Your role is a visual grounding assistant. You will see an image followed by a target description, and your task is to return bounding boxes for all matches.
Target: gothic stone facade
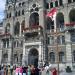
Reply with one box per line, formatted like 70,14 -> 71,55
0,0 -> 75,70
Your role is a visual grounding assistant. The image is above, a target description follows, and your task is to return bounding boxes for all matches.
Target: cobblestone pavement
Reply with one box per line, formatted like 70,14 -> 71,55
59,72 -> 75,75
41,71 -> 75,75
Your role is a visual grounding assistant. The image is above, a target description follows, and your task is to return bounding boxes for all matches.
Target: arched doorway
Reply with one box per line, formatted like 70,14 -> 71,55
28,48 -> 38,67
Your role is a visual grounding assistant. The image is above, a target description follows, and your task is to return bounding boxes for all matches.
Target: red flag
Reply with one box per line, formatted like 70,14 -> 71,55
47,8 -> 57,20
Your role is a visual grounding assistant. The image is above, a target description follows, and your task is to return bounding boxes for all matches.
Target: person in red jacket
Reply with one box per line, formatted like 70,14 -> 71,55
51,68 -> 57,75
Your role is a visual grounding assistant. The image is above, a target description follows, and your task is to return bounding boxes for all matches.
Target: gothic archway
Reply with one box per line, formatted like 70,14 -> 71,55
28,48 -> 38,67
29,13 -> 39,27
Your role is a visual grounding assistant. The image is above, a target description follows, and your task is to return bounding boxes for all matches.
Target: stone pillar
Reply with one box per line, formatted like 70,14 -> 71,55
25,9 -> 30,28
8,40 -> 13,65
20,24 -> 21,36
22,43 -> 28,66
65,31 -> 72,68
0,40 -> 3,65
38,43 -> 43,67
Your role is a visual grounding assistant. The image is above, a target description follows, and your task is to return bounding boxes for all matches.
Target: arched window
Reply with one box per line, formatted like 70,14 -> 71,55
21,20 -> 25,33
14,22 -> 20,35
73,50 -> 75,62
18,10 -> 20,16
59,52 -> 64,62
50,2 -> 53,8
29,13 -> 39,27
5,23 -> 10,33
22,2 -> 25,6
19,3 -> 21,7
56,12 -> 64,30
3,54 -> 8,63
69,9 -> 75,22
68,0 -> 72,3
49,52 -> 55,63
14,54 -> 18,63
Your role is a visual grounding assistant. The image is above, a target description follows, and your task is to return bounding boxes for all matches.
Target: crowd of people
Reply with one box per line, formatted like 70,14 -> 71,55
0,64 -> 57,75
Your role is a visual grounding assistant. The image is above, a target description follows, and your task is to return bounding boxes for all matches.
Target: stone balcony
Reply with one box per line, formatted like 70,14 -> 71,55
65,22 -> 75,32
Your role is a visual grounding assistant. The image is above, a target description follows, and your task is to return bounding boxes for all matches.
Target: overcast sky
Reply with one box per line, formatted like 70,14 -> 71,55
0,0 -> 6,21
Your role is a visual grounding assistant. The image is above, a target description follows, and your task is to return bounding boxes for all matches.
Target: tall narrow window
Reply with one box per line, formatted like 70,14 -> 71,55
14,54 -> 18,63
15,11 -> 17,17
20,54 -> 22,65
18,11 -> 20,16
59,0 -> 63,6
73,0 -> 75,2
47,37 -> 50,44
59,52 -> 64,62
57,36 -> 61,44
55,1 -> 58,7
50,36 -> 54,45
3,54 -> 8,63
71,33 -> 75,42
22,9 -> 24,15
50,2 -> 53,8
45,2 -> 49,9
68,0 -> 72,3
73,51 -> 75,62
49,52 -> 55,63
7,39 -> 9,48
3,39 -> 6,48
14,22 -> 20,35
61,36 -> 65,44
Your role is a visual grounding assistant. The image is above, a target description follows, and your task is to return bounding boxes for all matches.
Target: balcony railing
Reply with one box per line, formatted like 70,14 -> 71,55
23,25 -> 43,33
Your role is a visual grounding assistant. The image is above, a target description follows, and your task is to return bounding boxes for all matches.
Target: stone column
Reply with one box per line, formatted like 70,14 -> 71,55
65,31 -> 72,68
